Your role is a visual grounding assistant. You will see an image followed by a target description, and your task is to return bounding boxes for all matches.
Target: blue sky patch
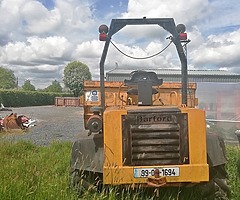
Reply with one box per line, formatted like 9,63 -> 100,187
203,25 -> 240,37
37,0 -> 55,10
93,0 -> 128,18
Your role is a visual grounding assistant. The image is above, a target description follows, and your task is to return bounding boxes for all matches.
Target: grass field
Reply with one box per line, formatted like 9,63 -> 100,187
0,140 -> 239,200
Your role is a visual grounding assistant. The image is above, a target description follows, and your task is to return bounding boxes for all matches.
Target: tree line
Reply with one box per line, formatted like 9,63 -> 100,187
0,61 -> 92,97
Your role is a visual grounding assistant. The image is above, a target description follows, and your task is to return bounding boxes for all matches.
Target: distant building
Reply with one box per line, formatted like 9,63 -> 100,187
106,68 -> 240,83
106,68 -> 240,129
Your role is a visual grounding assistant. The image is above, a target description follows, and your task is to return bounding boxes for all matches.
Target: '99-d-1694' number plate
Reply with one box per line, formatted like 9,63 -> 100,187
134,167 -> 180,178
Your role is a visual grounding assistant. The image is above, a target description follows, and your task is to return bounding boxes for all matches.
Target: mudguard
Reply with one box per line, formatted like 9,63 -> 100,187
70,134 -> 104,173
206,133 -> 227,167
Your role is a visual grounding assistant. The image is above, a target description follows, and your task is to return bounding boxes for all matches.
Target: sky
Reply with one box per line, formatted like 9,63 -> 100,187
0,0 -> 240,89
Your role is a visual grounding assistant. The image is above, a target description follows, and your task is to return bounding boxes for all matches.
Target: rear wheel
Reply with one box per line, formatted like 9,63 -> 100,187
70,169 -> 102,196
199,165 -> 230,200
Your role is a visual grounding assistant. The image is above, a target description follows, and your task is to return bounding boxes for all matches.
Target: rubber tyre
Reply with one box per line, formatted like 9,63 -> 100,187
199,173 -> 230,200
70,169 -> 102,196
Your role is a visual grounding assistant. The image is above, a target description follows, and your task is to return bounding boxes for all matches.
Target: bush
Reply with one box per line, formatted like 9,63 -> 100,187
0,90 -> 72,107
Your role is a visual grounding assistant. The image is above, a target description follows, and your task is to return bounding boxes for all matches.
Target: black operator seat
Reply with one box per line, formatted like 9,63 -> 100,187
124,71 -> 163,95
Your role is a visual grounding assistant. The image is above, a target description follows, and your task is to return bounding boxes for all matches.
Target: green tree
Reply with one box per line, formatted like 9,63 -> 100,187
22,80 -> 35,91
0,66 -> 17,89
63,61 -> 91,96
44,80 -> 63,93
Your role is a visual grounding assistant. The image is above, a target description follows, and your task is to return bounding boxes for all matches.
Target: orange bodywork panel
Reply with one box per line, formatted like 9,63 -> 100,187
81,80 -> 209,186
102,107 -> 208,185
83,80 -> 197,129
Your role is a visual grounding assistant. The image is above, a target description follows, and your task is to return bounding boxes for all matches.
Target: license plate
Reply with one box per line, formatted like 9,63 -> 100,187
134,167 -> 180,178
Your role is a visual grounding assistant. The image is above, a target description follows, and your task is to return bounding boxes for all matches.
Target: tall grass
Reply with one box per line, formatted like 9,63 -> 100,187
0,140 -> 78,200
0,140 -> 239,200
226,145 -> 240,200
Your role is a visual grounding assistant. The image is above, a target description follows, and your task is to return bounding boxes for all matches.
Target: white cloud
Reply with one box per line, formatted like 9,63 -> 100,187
55,0 -> 95,31
0,0 -> 240,88
0,0 -> 27,36
0,0 -> 98,88
190,29 -> 240,69
199,0 -> 240,33
122,0 -> 209,25
15,64 -> 65,89
1,36 -> 72,64
21,1 -> 61,34
74,40 -> 103,59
